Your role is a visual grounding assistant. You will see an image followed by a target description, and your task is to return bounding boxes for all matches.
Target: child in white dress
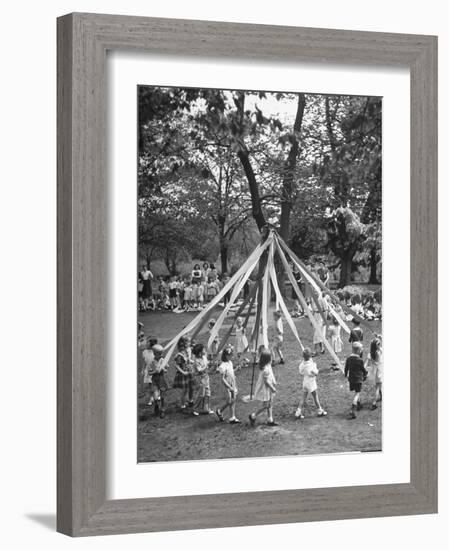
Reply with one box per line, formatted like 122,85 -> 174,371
207,318 -> 220,368
366,336 -> 383,409
328,317 -> 343,370
215,347 -> 240,424
234,316 -> 248,368
273,310 -> 285,364
141,337 -> 157,407
249,349 -> 278,426
295,347 -> 327,419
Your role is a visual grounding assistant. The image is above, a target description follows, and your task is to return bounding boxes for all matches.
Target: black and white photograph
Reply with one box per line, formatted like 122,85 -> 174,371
137,85 -> 382,462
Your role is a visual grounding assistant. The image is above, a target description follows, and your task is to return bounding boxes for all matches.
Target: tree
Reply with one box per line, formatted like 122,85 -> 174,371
325,207 -> 367,287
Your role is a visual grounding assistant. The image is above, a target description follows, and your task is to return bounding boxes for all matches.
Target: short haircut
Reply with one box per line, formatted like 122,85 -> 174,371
192,342 -> 205,357
302,347 -> 312,360
352,341 -> 363,354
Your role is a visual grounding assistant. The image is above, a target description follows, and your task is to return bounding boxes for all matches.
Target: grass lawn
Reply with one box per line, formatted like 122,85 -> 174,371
137,306 -> 382,462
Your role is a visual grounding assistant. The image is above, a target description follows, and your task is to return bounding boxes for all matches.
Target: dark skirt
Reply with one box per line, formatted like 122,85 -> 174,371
142,279 -> 152,298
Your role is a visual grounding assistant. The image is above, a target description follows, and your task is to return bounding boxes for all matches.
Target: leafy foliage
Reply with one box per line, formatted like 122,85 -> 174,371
138,86 -> 382,286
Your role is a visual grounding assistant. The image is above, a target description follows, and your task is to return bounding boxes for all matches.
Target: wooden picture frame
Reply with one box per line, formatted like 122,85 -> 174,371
57,12 -> 438,536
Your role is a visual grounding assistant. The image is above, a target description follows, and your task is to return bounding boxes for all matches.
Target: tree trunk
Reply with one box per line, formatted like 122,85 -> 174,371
234,91 -> 266,233
220,242 -> 228,274
339,253 -> 353,288
278,94 -> 306,298
279,93 -> 306,242
368,247 -> 379,284
237,149 -> 266,232
145,249 -> 152,269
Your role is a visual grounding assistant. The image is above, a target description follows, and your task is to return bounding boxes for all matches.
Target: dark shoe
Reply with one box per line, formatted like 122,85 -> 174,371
249,414 -> 256,427
279,359 -> 285,365
215,409 -> 224,422
371,403 -> 378,410
267,420 -> 279,426
357,401 -> 363,411
159,411 -> 165,418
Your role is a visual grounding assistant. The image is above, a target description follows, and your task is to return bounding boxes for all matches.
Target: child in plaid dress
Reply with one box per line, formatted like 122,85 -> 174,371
192,343 -> 213,414
172,336 -> 198,416
149,344 -> 168,418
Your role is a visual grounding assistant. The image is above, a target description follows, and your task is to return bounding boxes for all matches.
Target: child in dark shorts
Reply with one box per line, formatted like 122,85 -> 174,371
349,319 -> 364,343
344,341 -> 368,419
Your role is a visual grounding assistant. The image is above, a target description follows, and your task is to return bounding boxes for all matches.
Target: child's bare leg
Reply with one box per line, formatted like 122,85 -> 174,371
295,390 -> 308,417
204,396 -> 211,412
278,347 -> 284,363
218,394 -> 231,415
350,391 -> 361,418
312,391 -> 327,415
253,403 -> 269,418
267,402 -> 273,422
180,388 -> 188,407
230,398 -> 237,419
372,384 -> 382,409
249,401 -> 269,425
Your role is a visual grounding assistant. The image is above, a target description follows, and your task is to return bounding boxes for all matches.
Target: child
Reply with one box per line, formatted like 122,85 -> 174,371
183,279 -> 192,311
312,294 -> 328,355
207,318 -> 220,368
191,281 -> 199,309
192,343 -> 213,414
215,346 -> 240,424
172,336 -> 198,416
328,317 -> 343,370
207,280 -> 218,303
249,349 -> 278,427
349,318 -> 364,343
295,347 -> 327,419
137,322 -> 146,351
312,314 -> 324,356
150,344 -> 168,418
366,336 -> 383,409
344,341 -> 368,419
168,276 -> 178,310
272,310 -> 285,365
197,282 -> 205,309
234,316 -> 249,368
141,337 -> 158,406
292,298 -> 303,318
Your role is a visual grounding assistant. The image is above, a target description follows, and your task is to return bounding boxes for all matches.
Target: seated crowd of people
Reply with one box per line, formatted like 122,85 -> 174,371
138,261 -> 237,313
